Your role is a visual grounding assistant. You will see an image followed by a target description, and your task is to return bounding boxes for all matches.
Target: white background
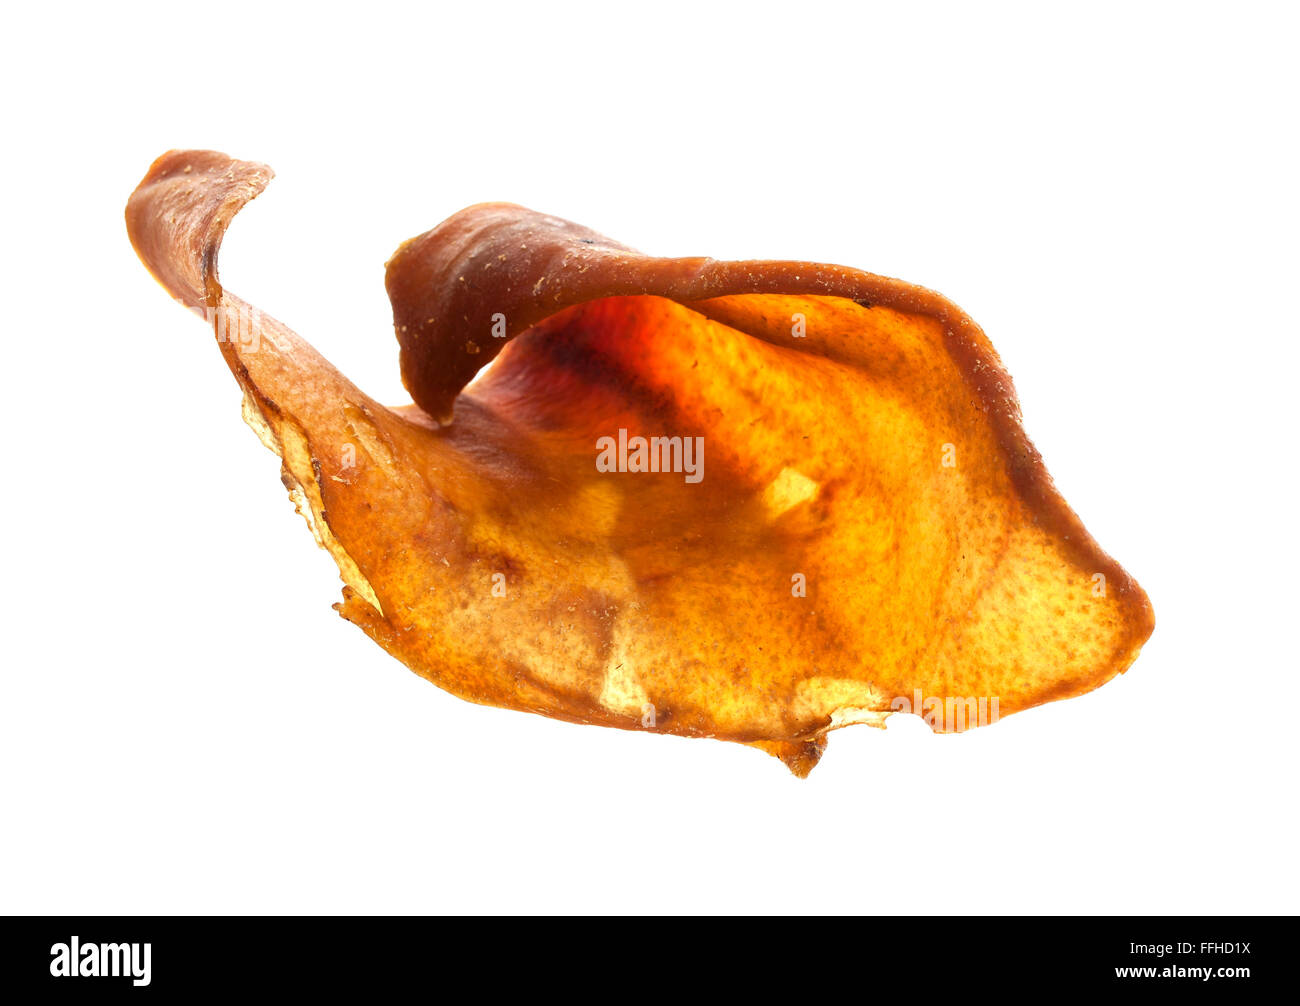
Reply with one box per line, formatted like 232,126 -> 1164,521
2,2 -> 1296,914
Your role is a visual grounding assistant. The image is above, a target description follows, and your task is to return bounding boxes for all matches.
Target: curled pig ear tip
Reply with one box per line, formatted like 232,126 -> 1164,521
126,149 -> 276,310
127,149 -> 1153,776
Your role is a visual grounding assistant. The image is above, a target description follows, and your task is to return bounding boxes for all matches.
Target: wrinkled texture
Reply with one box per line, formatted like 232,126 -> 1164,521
126,150 -> 1154,776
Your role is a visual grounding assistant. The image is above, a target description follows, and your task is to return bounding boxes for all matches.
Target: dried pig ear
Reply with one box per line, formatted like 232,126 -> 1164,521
126,150 -> 1154,776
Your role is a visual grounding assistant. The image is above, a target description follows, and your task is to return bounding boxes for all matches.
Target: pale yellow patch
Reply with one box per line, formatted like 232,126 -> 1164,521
240,389 -> 384,616
794,677 -> 892,728
598,649 -> 650,716
762,466 -> 819,517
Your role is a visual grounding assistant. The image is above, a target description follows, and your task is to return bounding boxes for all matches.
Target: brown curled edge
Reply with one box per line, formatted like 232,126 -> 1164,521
127,150 -> 1154,777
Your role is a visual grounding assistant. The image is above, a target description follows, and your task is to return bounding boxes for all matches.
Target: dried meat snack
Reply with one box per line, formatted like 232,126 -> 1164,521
126,150 -> 1154,776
